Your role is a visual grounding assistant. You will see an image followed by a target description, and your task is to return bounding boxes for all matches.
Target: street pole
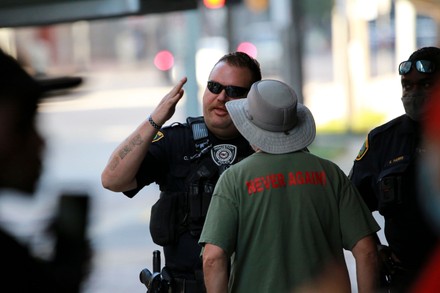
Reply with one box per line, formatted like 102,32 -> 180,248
332,0 -> 354,133
184,9 -> 201,117
226,5 -> 234,52
279,0 -> 304,103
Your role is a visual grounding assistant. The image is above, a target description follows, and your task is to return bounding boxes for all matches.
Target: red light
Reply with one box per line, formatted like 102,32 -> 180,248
154,50 -> 174,71
203,0 -> 225,9
237,42 -> 258,58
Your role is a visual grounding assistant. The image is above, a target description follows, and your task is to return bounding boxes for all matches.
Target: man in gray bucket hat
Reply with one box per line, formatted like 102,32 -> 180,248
199,79 -> 380,293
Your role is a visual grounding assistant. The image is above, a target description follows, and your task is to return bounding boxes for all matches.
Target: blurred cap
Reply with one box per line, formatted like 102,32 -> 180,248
0,49 -> 42,105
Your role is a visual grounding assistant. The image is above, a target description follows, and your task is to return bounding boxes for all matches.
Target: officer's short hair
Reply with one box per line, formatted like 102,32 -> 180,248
215,52 -> 262,84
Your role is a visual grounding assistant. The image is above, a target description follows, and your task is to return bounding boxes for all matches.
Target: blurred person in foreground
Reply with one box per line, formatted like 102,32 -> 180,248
410,82 -> 440,293
101,52 -> 261,292
349,46 -> 440,292
199,79 -> 380,293
0,49 -> 90,292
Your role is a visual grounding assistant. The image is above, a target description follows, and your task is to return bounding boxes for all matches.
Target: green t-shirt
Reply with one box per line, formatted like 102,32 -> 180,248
199,151 -> 380,293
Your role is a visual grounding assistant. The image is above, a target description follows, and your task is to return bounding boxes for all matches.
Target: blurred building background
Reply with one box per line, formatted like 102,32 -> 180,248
1,0 -> 438,131
0,0 -> 439,292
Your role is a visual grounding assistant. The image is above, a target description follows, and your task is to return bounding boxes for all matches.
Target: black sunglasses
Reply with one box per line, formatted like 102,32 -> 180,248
207,81 -> 249,98
399,60 -> 436,75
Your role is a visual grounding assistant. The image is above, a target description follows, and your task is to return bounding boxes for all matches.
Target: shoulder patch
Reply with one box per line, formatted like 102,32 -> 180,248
355,137 -> 369,161
152,131 -> 164,143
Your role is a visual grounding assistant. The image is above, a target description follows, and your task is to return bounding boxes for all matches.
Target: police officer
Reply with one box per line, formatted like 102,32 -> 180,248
349,47 -> 440,292
101,52 -> 262,292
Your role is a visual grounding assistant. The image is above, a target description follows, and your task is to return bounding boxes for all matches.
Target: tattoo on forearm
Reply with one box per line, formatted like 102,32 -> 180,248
108,157 -> 119,171
118,134 -> 144,159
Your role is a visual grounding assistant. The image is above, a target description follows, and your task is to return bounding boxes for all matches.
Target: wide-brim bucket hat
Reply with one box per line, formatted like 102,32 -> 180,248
226,79 -> 316,154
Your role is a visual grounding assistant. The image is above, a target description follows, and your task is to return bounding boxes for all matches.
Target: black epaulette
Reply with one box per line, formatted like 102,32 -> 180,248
369,115 -> 406,138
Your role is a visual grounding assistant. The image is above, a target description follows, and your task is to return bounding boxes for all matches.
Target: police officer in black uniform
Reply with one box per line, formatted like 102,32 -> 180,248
102,52 -> 262,293
349,47 -> 440,292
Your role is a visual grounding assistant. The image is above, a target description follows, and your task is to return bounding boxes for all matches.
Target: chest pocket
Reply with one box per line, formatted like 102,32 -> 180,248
150,164 -> 189,246
169,163 -> 190,183
377,158 -> 411,216
186,156 -> 219,237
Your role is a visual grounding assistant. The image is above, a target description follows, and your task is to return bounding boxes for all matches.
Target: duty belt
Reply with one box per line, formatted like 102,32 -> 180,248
172,278 -> 198,293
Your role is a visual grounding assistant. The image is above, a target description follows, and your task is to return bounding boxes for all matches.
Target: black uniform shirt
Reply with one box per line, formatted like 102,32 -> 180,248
349,114 -> 438,270
124,117 -> 253,277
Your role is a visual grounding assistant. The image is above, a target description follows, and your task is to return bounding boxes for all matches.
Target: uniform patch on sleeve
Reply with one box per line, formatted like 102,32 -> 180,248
355,137 -> 369,161
152,131 -> 164,143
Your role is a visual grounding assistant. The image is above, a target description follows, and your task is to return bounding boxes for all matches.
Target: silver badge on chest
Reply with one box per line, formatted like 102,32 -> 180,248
211,144 -> 237,166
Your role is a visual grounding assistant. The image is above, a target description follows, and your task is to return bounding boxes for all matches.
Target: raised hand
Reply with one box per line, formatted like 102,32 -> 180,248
150,77 -> 187,127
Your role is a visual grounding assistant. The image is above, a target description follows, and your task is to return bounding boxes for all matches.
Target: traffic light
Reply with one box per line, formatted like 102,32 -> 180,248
203,0 -> 226,9
154,50 -> 175,71
237,42 -> 257,58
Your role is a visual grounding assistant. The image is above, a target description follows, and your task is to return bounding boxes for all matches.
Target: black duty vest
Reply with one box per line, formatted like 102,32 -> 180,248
149,117 -> 242,245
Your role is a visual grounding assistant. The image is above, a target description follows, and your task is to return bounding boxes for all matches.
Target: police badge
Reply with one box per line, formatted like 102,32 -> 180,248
211,144 -> 237,166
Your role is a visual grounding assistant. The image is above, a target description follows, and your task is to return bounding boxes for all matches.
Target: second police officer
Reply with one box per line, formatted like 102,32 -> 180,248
349,47 -> 440,292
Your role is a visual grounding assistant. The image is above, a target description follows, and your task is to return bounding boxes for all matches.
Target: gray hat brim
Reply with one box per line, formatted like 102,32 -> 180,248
226,99 -> 316,154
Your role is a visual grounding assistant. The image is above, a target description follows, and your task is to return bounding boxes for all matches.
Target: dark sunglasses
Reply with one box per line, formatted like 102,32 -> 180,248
207,81 -> 249,98
398,60 -> 436,75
